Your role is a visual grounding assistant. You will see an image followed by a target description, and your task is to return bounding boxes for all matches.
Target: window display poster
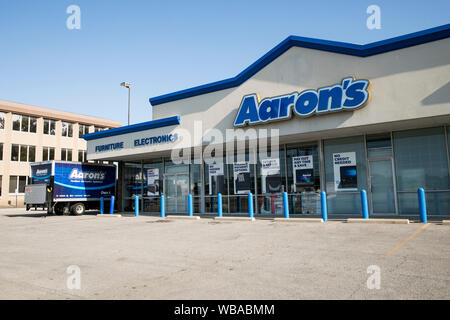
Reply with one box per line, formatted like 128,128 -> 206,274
333,152 -> 357,191
208,162 -> 224,195
293,156 -> 314,189
261,158 -> 280,175
233,162 -> 251,195
147,168 -> 160,196
261,158 -> 281,193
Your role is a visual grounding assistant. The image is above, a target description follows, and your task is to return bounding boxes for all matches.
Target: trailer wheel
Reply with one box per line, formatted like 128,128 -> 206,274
71,203 -> 85,215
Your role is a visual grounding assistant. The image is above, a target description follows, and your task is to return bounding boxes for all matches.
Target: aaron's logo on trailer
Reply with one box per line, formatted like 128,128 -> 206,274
69,168 -> 106,180
234,77 -> 371,127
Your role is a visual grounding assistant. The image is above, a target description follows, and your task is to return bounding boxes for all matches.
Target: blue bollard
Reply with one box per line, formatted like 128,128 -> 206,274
283,192 -> 289,219
135,195 -> 139,216
100,197 -> 104,215
109,196 -> 115,214
188,194 -> 193,216
361,189 -> 369,219
248,193 -> 254,218
218,193 -> 223,217
160,195 -> 165,218
418,188 -> 427,223
320,191 -> 327,222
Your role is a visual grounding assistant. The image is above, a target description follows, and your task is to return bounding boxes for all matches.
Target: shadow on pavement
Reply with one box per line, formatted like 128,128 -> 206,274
4,210 -> 99,218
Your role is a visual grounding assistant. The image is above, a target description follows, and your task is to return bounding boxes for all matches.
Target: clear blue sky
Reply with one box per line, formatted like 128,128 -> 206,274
0,0 -> 449,125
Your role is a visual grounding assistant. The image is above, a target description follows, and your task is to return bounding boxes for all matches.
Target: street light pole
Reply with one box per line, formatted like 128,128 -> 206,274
127,86 -> 130,126
120,82 -> 131,125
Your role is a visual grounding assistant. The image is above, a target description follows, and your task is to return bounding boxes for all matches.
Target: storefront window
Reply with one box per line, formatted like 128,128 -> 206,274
366,133 -> 392,158
447,126 -> 450,164
123,162 -> 143,211
143,159 -> 163,213
163,159 -> 189,213
286,143 -> 320,215
164,160 -> 188,174
394,127 -> 450,215
228,151 -> 256,214
204,156 -> 228,213
324,136 -> 368,214
190,159 -> 202,213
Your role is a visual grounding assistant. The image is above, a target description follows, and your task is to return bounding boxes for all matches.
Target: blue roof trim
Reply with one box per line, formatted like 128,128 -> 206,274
149,24 -> 450,106
82,116 -> 180,141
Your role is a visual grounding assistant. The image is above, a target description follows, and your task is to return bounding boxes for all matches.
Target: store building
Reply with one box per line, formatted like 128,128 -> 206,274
84,24 -> 450,217
0,99 -> 121,207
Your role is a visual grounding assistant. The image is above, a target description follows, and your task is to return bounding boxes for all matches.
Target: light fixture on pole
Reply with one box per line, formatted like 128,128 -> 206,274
120,82 -> 131,125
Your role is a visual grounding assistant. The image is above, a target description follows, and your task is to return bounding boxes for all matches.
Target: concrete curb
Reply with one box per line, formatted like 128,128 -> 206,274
96,214 -> 122,218
214,216 -> 255,222
166,215 -> 200,220
347,218 -> 409,224
442,220 -> 450,225
273,218 -> 324,223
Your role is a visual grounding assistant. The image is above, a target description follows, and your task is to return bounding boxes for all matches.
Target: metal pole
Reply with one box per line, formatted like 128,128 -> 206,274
418,188 -> 427,223
320,191 -> 327,222
361,189 -> 369,219
160,195 -> 165,218
218,193 -> 222,217
248,192 -> 254,218
188,194 -> 193,216
109,196 -> 115,214
127,87 -> 131,126
283,191 -> 289,219
135,195 -> 139,217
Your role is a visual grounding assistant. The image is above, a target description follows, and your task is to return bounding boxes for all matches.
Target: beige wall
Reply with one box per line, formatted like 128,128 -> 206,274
151,37 -> 450,143
0,101 -> 122,207
87,37 -> 450,162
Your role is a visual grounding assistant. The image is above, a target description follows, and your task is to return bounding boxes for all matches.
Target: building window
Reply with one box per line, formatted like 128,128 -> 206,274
79,124 -> 90,138
12,114 -> 20,131
43,147 -> 55,161
323,135 -> 368,215
43,119 -> 56,135
0,143 -> 3,161
30,117 -> 37,132
394,127 -> 450,215
0,176 -> 2,197
12,114 -> 37,133
9,176 -> 28,194
28,146 -> 35,162
61,122 -> 73,137
0,112 -> 5,129
11,144 -> 35,162
94,126 -> 106,132
78,150 -> 87,162
61,148 -> 72,161
11,144 -> 19,161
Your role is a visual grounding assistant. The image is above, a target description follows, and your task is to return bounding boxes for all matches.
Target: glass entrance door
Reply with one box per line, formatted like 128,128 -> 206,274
369,159 -> 396,214
164,173 -> 189,213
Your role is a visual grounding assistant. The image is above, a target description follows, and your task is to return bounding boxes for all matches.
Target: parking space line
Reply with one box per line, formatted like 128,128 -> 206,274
386,223 -> 431,256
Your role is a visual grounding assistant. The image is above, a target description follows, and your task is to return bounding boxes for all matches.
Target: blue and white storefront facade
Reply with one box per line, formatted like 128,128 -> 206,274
84,24 -> 450,217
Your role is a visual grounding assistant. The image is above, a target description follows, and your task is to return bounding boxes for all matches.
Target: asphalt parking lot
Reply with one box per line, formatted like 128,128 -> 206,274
0,208 -> 449,299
